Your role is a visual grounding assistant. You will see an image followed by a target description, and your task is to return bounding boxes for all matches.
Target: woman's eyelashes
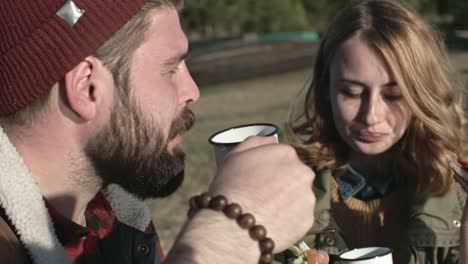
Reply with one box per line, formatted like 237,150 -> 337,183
337,86 -> 403,101
339,86 -> 364,98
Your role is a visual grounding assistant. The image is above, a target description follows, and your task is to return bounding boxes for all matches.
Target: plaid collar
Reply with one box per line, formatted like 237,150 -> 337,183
44,191 -> 116,262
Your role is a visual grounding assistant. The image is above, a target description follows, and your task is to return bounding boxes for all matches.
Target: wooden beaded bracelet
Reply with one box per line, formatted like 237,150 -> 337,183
188,192 -> 275,264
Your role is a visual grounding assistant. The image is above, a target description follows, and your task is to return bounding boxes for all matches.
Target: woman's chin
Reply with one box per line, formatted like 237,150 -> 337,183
351,141 -> 393,156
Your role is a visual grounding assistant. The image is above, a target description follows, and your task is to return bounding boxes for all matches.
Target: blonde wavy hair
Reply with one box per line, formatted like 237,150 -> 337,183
287,0 -> 467,197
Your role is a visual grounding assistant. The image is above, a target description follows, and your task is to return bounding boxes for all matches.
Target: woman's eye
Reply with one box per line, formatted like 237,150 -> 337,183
339,87 -> 363,98
384,94 -> 403,101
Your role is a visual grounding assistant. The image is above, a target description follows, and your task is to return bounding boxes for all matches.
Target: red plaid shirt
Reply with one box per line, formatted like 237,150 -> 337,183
45,192 -> 164,263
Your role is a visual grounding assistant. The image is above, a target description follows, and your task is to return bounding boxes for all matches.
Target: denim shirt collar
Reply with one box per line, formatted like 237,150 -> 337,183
336,166 -> 394,201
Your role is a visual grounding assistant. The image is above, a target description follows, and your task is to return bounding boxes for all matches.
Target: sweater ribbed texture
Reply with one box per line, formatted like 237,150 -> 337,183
331,177 -> 407,259
0,0 -> 146,115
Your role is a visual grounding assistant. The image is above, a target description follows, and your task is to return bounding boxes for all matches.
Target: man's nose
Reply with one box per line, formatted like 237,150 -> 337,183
179,61 -> 200,104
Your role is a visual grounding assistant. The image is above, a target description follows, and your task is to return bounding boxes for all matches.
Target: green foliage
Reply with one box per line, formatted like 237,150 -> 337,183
401,0 -> 436,12
450,0 -> 468,27
245,0 -> 310,33
180,0 -> 468,39
300,0 -> 348,31
181,0 -> 310,38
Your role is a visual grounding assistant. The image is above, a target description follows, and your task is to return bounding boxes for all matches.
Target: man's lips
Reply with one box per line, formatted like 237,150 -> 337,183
168,108 -> 195,141
171,133 -> 183,145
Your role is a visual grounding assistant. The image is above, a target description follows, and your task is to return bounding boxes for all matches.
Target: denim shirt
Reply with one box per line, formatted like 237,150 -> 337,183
336,166 -> 395,201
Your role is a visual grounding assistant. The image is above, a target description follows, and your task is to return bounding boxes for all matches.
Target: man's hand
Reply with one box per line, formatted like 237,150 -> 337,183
166,136 -> 317,263
209,136 -> 316,252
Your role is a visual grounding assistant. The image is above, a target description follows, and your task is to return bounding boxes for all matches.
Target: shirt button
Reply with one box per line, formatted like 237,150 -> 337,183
453,220 -> 461,228
138,243 -> 150,256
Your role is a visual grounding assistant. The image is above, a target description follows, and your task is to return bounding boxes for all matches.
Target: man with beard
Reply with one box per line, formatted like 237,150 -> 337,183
0,0 -> 323,263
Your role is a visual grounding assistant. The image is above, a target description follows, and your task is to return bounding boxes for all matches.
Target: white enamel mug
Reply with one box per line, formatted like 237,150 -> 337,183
337,247 -> 393,264
208,123 -> 279,167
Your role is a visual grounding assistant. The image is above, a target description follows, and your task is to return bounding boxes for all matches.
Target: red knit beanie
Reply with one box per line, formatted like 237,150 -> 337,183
0,0 -> 146,115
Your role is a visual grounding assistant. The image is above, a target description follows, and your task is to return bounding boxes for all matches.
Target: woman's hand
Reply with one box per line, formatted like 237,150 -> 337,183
317,251 -> 330,264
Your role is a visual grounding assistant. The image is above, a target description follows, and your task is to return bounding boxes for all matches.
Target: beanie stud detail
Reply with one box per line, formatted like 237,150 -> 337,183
0,0 -> 147,115
56,0 -> 85,28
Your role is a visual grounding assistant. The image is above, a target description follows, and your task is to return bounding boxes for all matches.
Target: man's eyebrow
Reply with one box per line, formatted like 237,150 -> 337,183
164,51 -> 188,66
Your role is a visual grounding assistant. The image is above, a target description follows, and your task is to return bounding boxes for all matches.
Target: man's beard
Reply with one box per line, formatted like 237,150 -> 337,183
84,92 -> 195,199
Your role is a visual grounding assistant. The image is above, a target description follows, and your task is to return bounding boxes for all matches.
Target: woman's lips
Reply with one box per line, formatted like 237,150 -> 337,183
356,131 -> 387,142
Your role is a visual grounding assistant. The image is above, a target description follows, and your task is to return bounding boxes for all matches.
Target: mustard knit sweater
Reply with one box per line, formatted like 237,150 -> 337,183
331,177 -> 407,255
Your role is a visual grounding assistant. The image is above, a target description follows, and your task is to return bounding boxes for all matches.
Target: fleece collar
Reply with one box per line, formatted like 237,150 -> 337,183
0,126 -> 152,264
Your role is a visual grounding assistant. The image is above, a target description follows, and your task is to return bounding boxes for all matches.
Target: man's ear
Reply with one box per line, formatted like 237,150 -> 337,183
63,56 -> 107,121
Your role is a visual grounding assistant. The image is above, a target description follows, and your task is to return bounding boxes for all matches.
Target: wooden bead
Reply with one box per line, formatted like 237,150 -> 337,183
238,213 -> 255,229
259,253 -> 273,264
259,238 -> 275,254
197,192 -> 212,208
249,225 -> 267,241
188,192 -> 276,264
224,203 -> 242,219
210,195 -> 228,211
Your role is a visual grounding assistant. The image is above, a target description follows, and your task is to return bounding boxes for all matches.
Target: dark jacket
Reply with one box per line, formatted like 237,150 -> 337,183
0,126 -> 162,264
0,214 -> 161,264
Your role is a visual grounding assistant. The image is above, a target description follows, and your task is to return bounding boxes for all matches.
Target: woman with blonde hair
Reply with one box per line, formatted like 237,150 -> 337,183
283,0 -> 467,263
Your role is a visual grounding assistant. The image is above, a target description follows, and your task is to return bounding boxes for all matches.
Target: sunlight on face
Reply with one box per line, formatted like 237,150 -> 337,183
130,7 -> 199,153
329,34 -> 411,156
85,8 -> 198,199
